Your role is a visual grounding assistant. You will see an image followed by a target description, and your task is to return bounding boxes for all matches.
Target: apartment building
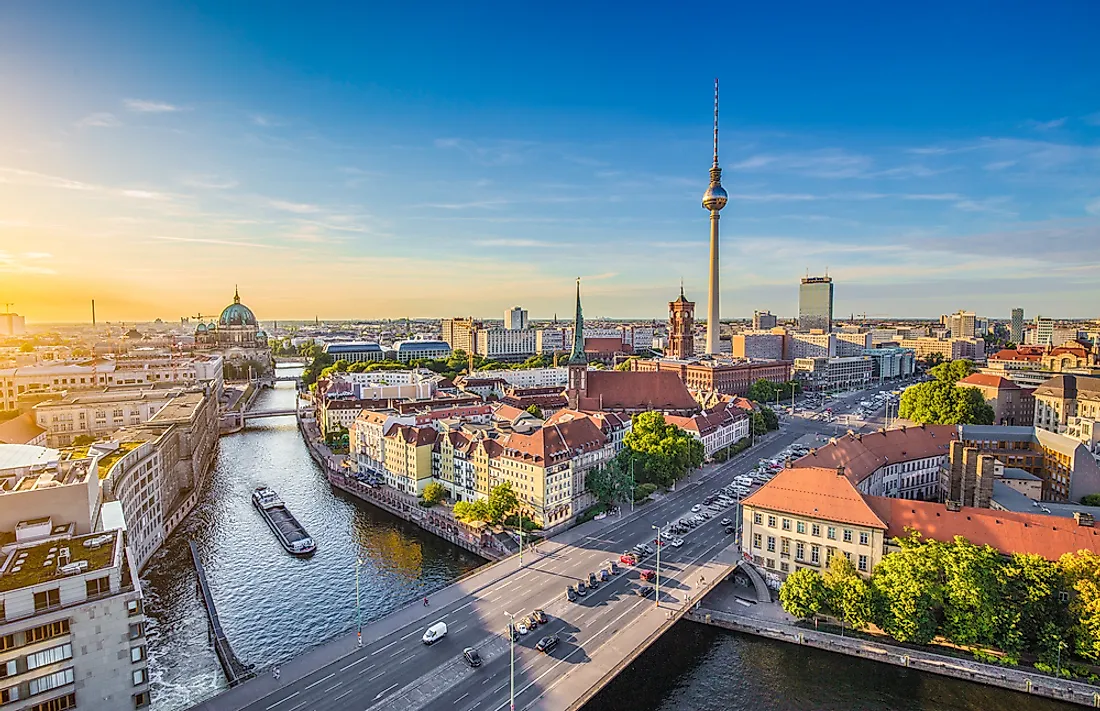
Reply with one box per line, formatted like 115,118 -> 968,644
898,337 -> 984,362
33,387 -> 184,448
730,332 -> 785,360
665,404 -> 749,457
862,347 -> 916,381
630,358 -> 791,398
475,328 -> 537,361
0,527 -> 150,710
752,311 -> 777,331
383,425 -> 437,494
535,329 -> 566,355
321,342 -> 384,364
835,332 -> 873,356
793,356 -> 873,391
958,373 -> 1035,426
787,332 -> 836,360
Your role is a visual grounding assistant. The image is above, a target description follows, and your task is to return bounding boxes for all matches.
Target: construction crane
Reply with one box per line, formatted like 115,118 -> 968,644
2,303 -> 12,314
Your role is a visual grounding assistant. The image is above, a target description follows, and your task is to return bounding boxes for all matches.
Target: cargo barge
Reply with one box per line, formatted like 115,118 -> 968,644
252,486 -> 316,555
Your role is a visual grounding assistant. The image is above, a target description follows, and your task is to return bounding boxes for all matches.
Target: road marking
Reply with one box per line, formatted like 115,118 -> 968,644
454,623 -> 469,633
323,682 -> 342,692
370,640 -> 398,656
265,692 -> 299,710
457,692 -> 470,703
375,682 -> 400,700
368,670 -> 386,682
339,656 -> 369,671
398,653 -> 417,664
303,672 -> 335,690
400,629 -> 419,641
287,702 -> 307,711
452,600 -> 476,613
335,688 -> 354,701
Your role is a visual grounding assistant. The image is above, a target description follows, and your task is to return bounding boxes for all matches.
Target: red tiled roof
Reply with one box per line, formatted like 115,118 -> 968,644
958,373 -> 1021,390
502,417 -> 607,466
794,425 -> 957,487
385,424 -> 437,446
865,497 -> 1100,560
579,371 -> 698,413
491,403 -> 529,422
743,466 -> 888,529
990,349 -> 1042,362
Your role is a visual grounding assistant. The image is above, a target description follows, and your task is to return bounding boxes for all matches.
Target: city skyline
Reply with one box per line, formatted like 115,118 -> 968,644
2,3 -> 1099,322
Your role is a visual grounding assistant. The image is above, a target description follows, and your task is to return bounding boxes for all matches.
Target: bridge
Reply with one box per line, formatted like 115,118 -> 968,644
190,542 -> 254,687
185,429 -> 801,711
242,408 -> 298,420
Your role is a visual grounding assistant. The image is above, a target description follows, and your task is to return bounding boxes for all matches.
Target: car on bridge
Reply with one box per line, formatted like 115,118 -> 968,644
422,621 -> 448,645
577,580 -> 588,596
533,609 -> 548,624
636,584 -> 655,598
588,572 -> 600,589
462,647 -> 482,668
639,569 -> 656,583
606,560 -> 620,574
536,634 -> 559,654
620,552 -> 637,566
566,586 -> 577,602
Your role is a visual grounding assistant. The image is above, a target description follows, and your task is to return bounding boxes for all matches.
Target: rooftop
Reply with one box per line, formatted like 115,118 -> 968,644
0,413 -> 47,445
742,465 -> 887,530
93,441 -> 144,478
794,425 -> 957,486
147,391 -> 206,423
0,529 -> 120,593
0,444 -> 61,474
958,373 -> 1021,390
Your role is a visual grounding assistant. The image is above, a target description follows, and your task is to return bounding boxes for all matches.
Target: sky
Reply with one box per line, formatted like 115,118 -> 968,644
1,1 -> 1099,324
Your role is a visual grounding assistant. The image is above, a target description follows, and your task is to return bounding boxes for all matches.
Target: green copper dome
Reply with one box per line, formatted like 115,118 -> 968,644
219,287 -> 257,327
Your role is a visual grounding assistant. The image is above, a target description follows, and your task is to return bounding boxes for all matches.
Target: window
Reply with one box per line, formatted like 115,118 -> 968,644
827,526 -> 836,540
795,542 -> 805,561
33,589 -> 61,613
86,577 -> 110,598
1,687 -> 21,703
30,692 -> 77,711
753,512 -> 762,525
1,660 -> 15,679
765,558 -> 775,569
132,668 -> 147,686
127,600 -> 143,617
859,531 -> 870,546
130,645 -> 146,663
796,521 -> 806,534
811,546 -> 820,564
27,644 -> 72,670
811,524 -> 821,537
133,691 -> 150,709
767,515 -> 776,528
779,561 -> 789,572
766,536 -> 775,552
28,668 -> 74,696
26,620 -> 69,645
858,555 -> 869,572
843,529 -> 853,543
781,518 -> 791,531
781,539 -> 790,557
0,634 -> 12,652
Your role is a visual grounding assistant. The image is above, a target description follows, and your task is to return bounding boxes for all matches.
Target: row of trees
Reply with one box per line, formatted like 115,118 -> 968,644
779,533 -> 1100,673
450,482 -> 521,526
587,412 -> 706,505
897,359 -> 995,425
301,349 -> 578,388
747,378 -> 802,405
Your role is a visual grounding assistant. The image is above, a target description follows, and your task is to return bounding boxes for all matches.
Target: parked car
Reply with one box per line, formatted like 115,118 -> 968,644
724,526 -> 737,535
577,581 -> 588,596
517,621 -> 529,635
524,615 -> 538,631
652,538 -> 665,547
533,609 -> 548,624
607,560 -> 620,574
588,572 -> 599,589
506,624 -> 519,641
639,569 -> 656,583
462,647 -> 482,668
620,552 -> 637,566
599,569 -> 610,582
536,634 -> 560,653
566,586 -> 577,602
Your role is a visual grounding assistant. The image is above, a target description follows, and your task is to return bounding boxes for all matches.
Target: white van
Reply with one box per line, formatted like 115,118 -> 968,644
734,475 -> 753,488
422,621 -> 448,645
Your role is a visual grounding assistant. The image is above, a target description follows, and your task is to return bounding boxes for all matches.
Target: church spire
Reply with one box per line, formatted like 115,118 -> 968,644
567,278 -> 587,365
233,285 -> 241,304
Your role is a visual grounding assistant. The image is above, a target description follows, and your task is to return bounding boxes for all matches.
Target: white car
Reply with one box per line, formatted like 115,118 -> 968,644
517,622 -> 529,635
691,504 -> 701,513
671,538 -> 684,547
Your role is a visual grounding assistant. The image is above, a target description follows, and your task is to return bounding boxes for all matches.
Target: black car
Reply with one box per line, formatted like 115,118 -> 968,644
588,572 -> 599,589
536,634 -> 560,653
566,586 -> 577,602
533,609 -> 548,624
506,624 -> 519,642
577,581 -> 587,596
636,585 -> 655,598
724,526 -> 737,535
463,647 -> 482,668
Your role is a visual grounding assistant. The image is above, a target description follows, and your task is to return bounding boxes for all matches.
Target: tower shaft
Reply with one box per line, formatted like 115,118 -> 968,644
706,211 -> 721,354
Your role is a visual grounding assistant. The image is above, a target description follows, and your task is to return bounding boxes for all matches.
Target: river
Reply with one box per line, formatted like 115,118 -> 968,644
142,368 -> 1073,711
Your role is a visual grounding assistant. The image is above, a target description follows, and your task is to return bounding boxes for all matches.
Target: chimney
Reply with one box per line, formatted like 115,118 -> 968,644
1074,512 -> 1095,528
945,500 -> 962,512
785,458 -> 792,468
836,465 -> 846,477
900,424 -> 907,433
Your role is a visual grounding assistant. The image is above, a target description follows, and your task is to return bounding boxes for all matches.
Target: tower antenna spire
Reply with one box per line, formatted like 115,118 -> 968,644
713,78 -> 720,168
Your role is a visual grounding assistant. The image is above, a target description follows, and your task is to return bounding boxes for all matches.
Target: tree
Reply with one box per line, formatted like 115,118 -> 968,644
586,460 -> 633,506
823,556 -> 873,630
615,357 -> 638,372
939,538 -> 1004,649
18,342 -> 33,353
487,482 -> 520,525
779,569 -> 829,620
622,411 -> 705,488
524,404 -> 544,419
747,378 -> 777,403
421,482 -> 446,506
928,359 -> 976,384
759,406 -> 779,431
898,379 -> 994,425
920,352 -> 946,368
1082,494 -> 1100,507
999,553 -> 1067,662
71,434 -> 97,447
870,535 -> 944,644
1058,550 -> 1100,662
453,499 -> 491,524
750,412 -> 768,436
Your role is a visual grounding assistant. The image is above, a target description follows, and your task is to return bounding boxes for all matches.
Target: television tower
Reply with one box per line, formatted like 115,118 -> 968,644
703,79 -> 728,355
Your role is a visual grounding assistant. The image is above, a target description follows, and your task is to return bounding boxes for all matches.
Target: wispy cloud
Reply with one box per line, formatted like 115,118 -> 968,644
268,200 -> 320,214
182,175 -> 239,189
434,138 -> 537,166
121,189 -> 170,200
953,196 -> 1016,216
75,112 -> 121,128
1025,117 -> 1067,131
124,98 -> 183,113
0,251 -> 56,275
0,167 -> 95,191
983,160 -> 1017,171
150,235 -> 279,249
728,149 -> 873,179
250,113 -> 289,127
414,199 -> 511,210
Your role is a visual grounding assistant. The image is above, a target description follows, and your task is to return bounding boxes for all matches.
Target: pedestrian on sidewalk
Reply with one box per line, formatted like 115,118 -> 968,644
272,666 -> 280,681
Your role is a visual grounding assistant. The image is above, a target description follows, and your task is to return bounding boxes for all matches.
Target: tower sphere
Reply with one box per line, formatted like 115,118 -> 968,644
702,183 -> 728,211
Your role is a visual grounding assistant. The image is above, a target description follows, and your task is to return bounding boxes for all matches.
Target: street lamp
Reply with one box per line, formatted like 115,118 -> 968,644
503,611 -> 516,711
651,523 -> 666,608
518,509 -> 525,566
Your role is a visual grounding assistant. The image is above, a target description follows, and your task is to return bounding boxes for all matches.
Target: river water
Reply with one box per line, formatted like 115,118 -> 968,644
143,368 -> 1072,711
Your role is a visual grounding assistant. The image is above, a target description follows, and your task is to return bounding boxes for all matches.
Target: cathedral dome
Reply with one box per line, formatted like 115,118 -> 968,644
219,287 -> 257,327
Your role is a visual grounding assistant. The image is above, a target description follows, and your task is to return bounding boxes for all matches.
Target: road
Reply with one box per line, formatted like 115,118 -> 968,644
193,426 -> 823,711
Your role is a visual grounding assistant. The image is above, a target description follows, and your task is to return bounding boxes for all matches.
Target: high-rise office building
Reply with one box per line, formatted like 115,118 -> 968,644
0,312 -> 25,336
1011,308 -> 1025,344
798,276 -> 834,332
504,307 -> 528,331
752,310 -> 777,330
667,286 -> 695,359
441,317 -> 480,354
1035,316 -> 1054,346
946,310 -> 976,338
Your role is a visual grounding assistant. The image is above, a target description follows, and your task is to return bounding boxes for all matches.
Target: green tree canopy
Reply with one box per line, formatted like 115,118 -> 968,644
1059,550 -> 1100,662
524,404 -> 544,419
586,460 -> 633,506
421,482 -> 446,506
779,569 -> 829,620
898,378 -> 994,425
823,556 -> 873,630
621,411 -> 705,488
1082,494 -> 1100,507
487,482 -> 520,525
928,359 -> 976,384
452,499 -> 491,524
870,536 -> 944,644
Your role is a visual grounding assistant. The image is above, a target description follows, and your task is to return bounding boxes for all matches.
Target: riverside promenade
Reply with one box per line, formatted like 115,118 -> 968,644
688,580 -> 1100,708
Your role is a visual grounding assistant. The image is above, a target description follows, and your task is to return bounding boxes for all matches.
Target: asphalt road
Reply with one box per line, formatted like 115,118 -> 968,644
212,426 -> 821,711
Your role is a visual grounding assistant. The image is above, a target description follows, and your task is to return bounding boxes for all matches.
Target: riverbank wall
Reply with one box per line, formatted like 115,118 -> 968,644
687,607 -> 1100,708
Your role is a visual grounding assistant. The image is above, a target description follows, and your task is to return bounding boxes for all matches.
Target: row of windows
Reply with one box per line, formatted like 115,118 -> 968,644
752,513 -> 870,545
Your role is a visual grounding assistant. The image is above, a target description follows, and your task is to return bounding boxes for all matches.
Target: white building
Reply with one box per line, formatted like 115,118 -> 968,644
504,307 -> 528,331
464,368 -> 568,389
788,332 -> 837,359
836,332 -> 873,356
392,340 -> 451,363
666,406 -> 750,457
535,329 -> 567,354
34,388 -> 182,448
0,527 -> 151,710
475,328 -> 537,361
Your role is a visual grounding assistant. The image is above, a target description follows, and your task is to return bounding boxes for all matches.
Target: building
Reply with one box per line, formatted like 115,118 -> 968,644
0,447 -> 99,535
441,318 -> 480,354
461,368 -> 568,390
33,386 -> 194,448
1011,308 -> 1025,344
792,356 -> 873,392
1033,316 -> 1055,347
383,425 -> 437,494
798,276 -> 834,333
392,339 -> 451,363
0,527 -> 151,710
667,287 -> 695,360
535,329 -> 566,355
702,80 -> 728,355
787,332 -> 836,359
946,310 -> 977,338
731,332 -> 784,360
193,288 -> 272,378
898,337 -> 984,363
322,342 -> 384,364
475,328 -> 537,361
665,404 -> 749,457
862,347 -> 916,382
795,425 -> 958,501
1034,374 -> 1100,455
631,358 -> 792,398
957,373 -> 1034,426
0,414 -> 47,447
948,425 -> 1100,503
504,307 -> 528,331
0,312 -> 26,337
752,310 -> 777,331
835,332 -> 873,356
742,465 -> 888,579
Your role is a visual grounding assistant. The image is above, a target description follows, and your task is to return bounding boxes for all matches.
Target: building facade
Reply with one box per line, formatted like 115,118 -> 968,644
957,373 -> 1035,426
793,356 -> 873,391
666,288 -> 695,360
504,307 -> 528,331
441,318 -> 480,354
1011,308 -> 1025,344
798,276 -> 834,333
475,328 -> 537,361
752,310 -> 777,331
322,342 -> 384,364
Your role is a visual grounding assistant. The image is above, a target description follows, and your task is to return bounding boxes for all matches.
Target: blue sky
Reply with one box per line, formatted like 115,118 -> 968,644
1,1 -> 1098,322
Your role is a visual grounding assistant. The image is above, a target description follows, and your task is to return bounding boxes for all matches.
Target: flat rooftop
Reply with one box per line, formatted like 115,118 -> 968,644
0,529 -> 120,593
147,391 -> 206,423
0,444 -> 61,473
